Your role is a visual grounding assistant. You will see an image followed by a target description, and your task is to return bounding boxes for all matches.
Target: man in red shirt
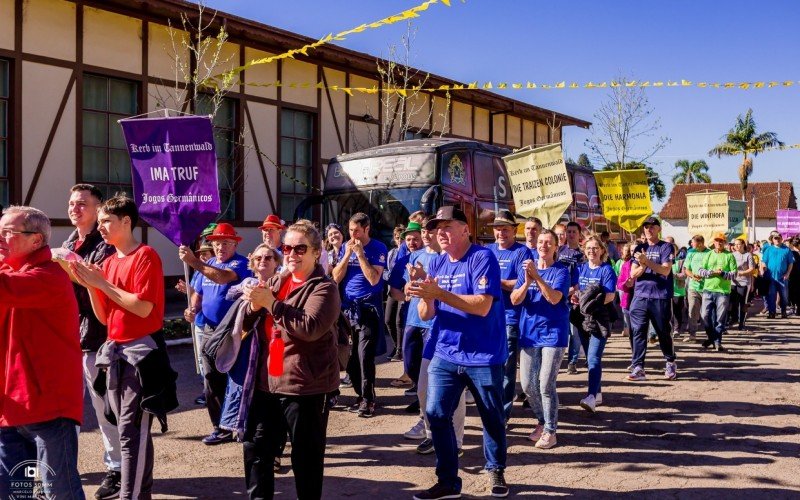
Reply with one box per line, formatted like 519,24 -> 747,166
72,195 -> 173,500
0,206 -> 84,499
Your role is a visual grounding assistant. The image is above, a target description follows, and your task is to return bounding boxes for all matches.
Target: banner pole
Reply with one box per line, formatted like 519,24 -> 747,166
185,261 -> 201,375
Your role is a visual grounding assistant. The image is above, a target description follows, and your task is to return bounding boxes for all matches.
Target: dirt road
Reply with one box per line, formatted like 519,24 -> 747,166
77,314 -> 800,499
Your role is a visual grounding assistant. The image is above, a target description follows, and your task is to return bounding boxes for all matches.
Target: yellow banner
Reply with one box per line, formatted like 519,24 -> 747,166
687,191 -> 729,243
502,143 -> 572,228
593,170 -> 653,233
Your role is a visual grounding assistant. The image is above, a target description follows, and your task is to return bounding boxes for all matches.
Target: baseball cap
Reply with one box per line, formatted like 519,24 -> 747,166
712,232 -> 727,242
642,216 -> 661,227
425,206 -> 468,230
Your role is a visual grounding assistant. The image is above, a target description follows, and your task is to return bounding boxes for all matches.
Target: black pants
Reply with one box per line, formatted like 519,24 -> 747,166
730,285 -> 749,327
384,296 -> 407,356
201,353 -> 228,429
346,305 -> 380,403
243,391 -> 330,500
671,296 -> 686,334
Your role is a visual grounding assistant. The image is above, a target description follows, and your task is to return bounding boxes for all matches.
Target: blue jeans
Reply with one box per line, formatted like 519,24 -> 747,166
630,297 -> 676,368
0,417 -> 85,500
577,331 -> 607,397
502,324 -> 520,421
519,346 -> 565,433
567,322 -> 581,364
767,279 -> 789,315
426,356 -> 507,492
702,291 -> 730,343
402,325 -> 428,388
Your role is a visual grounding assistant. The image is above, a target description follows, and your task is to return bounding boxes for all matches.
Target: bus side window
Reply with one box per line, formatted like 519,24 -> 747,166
474,154 -> 512,202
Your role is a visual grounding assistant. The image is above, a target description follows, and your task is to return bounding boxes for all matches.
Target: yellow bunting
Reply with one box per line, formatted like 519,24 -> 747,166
594,170 -> 653,233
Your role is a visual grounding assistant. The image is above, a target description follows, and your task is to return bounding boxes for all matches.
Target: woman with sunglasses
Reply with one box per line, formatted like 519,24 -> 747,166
242,220 -> 341,500
574,236 -> 617,413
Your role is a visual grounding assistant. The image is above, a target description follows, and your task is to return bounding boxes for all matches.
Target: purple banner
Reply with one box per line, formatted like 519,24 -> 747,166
777,209 -> 800,238
119,115 -> 220,246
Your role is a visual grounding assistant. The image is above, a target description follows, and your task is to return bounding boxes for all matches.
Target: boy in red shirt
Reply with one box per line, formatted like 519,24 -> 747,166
72,195 -> 174,500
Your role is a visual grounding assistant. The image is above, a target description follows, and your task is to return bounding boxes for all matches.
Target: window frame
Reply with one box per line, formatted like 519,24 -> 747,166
0,58 -> 10,208
196,94 -> 241,222
278,107 -> 317,222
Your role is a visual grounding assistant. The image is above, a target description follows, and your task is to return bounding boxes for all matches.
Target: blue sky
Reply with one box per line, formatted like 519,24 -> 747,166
205,0 -> 800,208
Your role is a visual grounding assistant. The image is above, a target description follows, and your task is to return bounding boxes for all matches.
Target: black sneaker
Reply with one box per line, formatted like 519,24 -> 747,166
413,482 -> 461,500
95,470 -> 121,499
701,339 -> 713,349
567,363 -> 578,374
405,400 -> 420,413
202,429 -> 233,445
194,394 -> 206,405
488,469 -> 509,498
357,401 -> 375,418
347,398 -> 363,413
416,438 -> 435,454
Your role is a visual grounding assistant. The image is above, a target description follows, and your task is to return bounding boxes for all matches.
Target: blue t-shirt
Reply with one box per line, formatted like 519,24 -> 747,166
190,271 -> 205,327
577,262 -> 617,293
388,252 -> 411,290
558,244 -> 585,287
487,242 -> 531,326
427,244 -> 507,366
632,240 -> 674,299
516,262 -> 571,348
402,249 -> 438,329
762,244 -> 793,280
528,248 -> 540,261
339,238 -> 388,306
199,254 -> 252,328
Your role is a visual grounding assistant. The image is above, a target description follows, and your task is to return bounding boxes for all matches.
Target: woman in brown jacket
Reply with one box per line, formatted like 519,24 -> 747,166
241,220 -> 341,500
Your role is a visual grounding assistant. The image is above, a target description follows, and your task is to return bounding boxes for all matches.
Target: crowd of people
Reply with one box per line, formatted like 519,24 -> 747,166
0,186 -> 796,500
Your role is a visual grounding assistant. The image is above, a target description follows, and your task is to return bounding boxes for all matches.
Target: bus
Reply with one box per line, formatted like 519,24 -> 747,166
295,138 -> 622,245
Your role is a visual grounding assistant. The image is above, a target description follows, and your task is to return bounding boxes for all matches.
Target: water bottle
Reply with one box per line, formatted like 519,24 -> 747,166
268,330 -> 285,376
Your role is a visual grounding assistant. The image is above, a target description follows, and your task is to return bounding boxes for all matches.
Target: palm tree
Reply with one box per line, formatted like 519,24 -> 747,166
672,159 -> 711,185
708,109 -> 784,200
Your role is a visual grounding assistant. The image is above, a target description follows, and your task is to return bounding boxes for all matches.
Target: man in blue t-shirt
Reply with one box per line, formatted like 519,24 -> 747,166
332,212 -> 388,418
559,221 -> 585,374
179,223 -> 252,445
408,206 -> 509,499
761,231 -> 794,318
486,209 -> 530,423
626,216 -> 678,382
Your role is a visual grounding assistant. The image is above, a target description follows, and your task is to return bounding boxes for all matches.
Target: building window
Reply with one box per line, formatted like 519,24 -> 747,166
0,59 -> 9,207
279,109 -> 314,222
82,74 -> 138,201
197,96 -> 238,221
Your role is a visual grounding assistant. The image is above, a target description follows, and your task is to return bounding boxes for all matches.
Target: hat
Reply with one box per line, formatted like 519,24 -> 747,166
200,223 -> 218,238
425,206 -> 468,230
487,209 -> 519,227
197,241 -> 214,253
642,216 -> 661,227
259,214 -> 286,231
712,232 -> 727,242
402,221 -> 423,237
770,231 -> 782,239
205,222 -> 242,242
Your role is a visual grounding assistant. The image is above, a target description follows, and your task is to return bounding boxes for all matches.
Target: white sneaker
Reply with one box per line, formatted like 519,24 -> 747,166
595,393 -> 603,406
579,394 -> 596,413
403,418 -> 426,440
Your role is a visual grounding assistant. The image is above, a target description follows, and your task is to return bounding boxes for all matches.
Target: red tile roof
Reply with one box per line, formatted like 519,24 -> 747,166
659,182 -> 797,220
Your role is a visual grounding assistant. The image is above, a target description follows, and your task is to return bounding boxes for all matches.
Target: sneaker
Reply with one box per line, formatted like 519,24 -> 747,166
626,366 -> 646,381
701,339 -> 713,349
567,363 -> 578,374
390,353 -> 404,362
95,470 -> 121,499
194,394 -> 206,405
340,375 -> 353,388
464,390 -> 475,405
715,342 -> 724,352
595,393 -> 603,406
488,469 -> 509,497
521,398 -> 530,409
416,438 -> 435,454
648,335 -> 658,344
357,401 -> 375,418
405,400 -> 421,414
404,387 -> 418,397
202,429 -> 233,445
527,424 -> 544,443
579,394 -> 596,413
413,482 -> 461,500
347,398 -> 363,413
672,331 -> 682,339
513,392 -> 526,403
664,361 -> 677,380
404,418 -> 426,440
683,334 -> 696,343
534,431 -> 557,449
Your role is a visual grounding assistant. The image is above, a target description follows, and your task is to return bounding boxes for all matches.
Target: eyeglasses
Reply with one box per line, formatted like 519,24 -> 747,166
0,229 -> 38,239
281,244 -> 308,256
252,255 -> 275,262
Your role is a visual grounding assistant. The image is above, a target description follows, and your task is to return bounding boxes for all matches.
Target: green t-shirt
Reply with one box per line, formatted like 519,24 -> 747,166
684,248 -> 710,292
700,250 -> 737,294
672,261 -> 687,297
613,258 -> 624,276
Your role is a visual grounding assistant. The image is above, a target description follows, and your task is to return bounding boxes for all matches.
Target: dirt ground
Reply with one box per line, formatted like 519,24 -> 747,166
77,313 -> 800,499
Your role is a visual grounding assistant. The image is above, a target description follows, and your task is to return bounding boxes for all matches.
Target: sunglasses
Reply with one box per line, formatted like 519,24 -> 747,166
281,244 -> 309,256
252,255 -> 275,262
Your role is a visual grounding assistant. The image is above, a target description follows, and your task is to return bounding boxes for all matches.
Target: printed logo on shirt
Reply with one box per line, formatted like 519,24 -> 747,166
379,254 -> 386,263
478,275 -> 488,290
